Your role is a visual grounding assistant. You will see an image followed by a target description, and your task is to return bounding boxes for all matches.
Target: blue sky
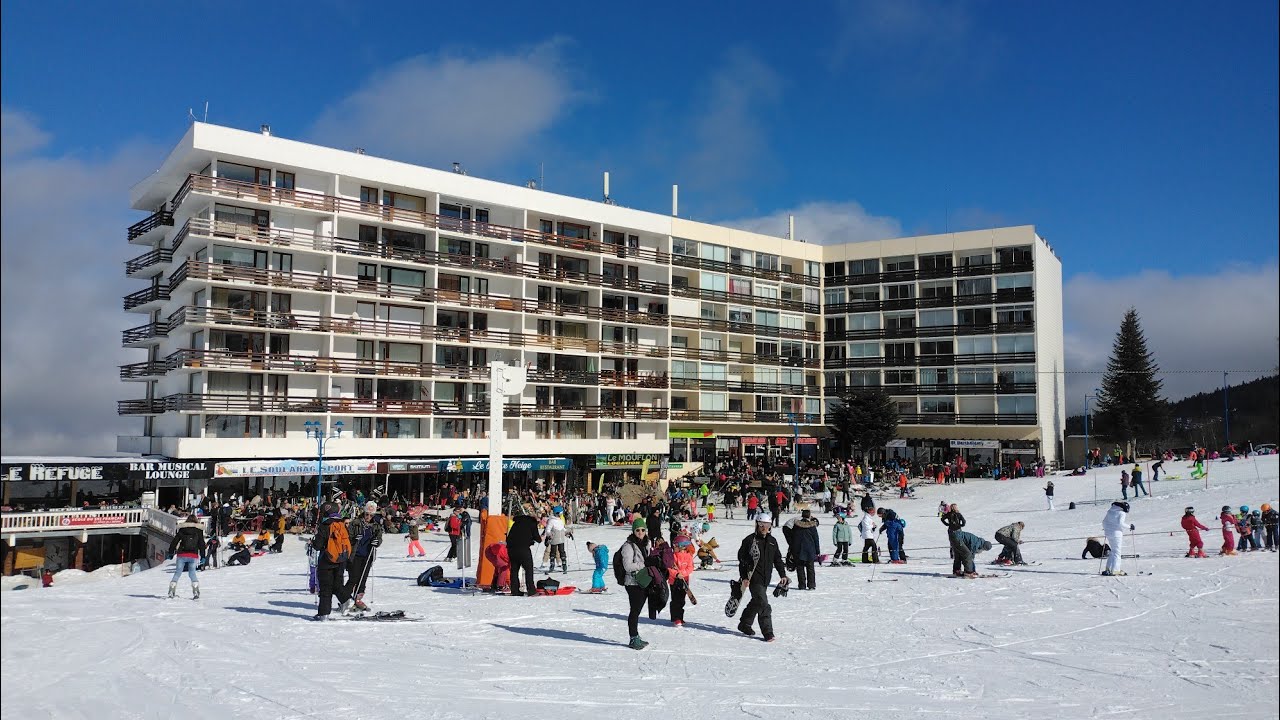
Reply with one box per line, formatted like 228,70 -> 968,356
2,1 -> 1277,453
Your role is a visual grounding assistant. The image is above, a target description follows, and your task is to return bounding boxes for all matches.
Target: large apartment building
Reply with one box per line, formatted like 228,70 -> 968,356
118,123 -> 1063,491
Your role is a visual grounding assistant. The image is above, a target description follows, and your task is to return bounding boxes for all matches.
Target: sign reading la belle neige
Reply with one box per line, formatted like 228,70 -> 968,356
438,458 -> 570,473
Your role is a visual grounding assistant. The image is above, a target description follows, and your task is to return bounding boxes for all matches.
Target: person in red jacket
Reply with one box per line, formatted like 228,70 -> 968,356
1181,507 -> 1209,558
484,541 -> 510,592
747,493 -> 760,521
1219,506 -> 1237,556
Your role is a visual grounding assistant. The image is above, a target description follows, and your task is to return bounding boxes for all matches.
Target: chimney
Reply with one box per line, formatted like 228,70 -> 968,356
260,124 -> 271,136
788,214 -> 795,241
672,185 -> 679,217
354,147 -> 365,155
603,171 -> 610,202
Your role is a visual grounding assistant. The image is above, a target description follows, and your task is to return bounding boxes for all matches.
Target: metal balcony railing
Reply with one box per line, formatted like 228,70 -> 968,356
126,209 -> 174,241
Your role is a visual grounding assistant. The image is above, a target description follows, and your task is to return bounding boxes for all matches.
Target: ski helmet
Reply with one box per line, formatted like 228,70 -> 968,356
321,502 -> 338,517
1241,505 -> 1250,513
1222,505 -> 1230,513
1184,506 -> 1195,514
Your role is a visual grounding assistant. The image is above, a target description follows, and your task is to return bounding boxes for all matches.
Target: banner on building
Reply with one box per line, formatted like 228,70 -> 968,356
3,462 -> 131,483
668,429 -> 715,438
740,437 -> 768,445
128,462 -> 213,481
949,440 -> 1000,449
213,459 -> 379,478
438,458 -> 570,473
60,514 -> 128,527
595,454 -> 662,468
381,462 -> 441,474
886,439 -> 908,448
796,438 -> 819,445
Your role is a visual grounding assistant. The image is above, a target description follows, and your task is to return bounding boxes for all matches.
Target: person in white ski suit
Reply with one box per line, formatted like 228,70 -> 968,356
1101,501 -> 1130,575
543,513 -> 570,573
857,510 -> 879,563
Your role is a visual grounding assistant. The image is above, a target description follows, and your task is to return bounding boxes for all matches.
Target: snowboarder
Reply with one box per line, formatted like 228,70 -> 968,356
736,519 -> 789,642
167,514 -> 204,599
1044,481 -> 1055,511
310,503 -> 354,620
831,513 -> 853,565
1219,505 -> 1237,556
858,509 -> 879,563
1101,501 -> 1131,576
1180,507 -> 1208,558
586,541 -> 609,593
619,518 -> 651,649
506,514 -> 541,596
994,521 -> 1026,565
345,501 -> 383,611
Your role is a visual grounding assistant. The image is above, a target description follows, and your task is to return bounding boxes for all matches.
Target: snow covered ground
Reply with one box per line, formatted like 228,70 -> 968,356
3,456 -> 1277,720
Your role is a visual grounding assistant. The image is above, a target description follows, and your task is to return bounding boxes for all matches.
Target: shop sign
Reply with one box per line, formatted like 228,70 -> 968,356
381,462 -> 440,474
439,458 -> 570,473
886,439 -> 908,448
1002,448 -> 1039,455
128,461 -> 213,481
60,514 -> 128,527
796,438 -> 819,445
669,429 -> 715,438
740,437 -> 768,445
3,462 -> 133,483
595,454 -> 661,468
773,438 -> 790,446
949,440 -> 1000,449
213,459 -> 379,477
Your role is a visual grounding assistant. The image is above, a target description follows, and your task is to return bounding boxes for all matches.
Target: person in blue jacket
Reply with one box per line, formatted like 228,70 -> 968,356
586,541 -> 609,593
951,530 -> 992,577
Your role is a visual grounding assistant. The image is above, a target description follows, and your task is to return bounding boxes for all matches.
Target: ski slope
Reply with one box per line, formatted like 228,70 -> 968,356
3,456 -> 1277,720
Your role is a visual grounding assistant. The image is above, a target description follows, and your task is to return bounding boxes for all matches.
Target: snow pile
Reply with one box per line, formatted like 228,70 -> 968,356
1,456 -> 1277,720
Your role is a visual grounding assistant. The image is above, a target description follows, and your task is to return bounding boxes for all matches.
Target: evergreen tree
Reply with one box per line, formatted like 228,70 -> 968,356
827,388 -> 899,458
1094,308 -> 1170,455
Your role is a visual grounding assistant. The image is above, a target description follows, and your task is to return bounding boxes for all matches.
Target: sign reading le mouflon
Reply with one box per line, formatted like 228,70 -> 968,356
128,462 -> 214,481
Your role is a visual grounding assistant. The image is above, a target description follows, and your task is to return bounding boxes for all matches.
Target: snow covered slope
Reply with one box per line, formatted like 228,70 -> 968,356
3,457 -> 1277,720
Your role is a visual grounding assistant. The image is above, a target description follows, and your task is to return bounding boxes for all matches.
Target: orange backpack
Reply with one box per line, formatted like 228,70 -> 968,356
325,520 -> 352,564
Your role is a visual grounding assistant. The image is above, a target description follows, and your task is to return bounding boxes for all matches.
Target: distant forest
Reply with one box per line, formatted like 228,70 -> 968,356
1065,375 -> 1279,450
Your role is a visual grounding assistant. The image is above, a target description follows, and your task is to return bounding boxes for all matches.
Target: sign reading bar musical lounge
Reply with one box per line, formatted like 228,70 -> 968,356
213,459 -> 379,477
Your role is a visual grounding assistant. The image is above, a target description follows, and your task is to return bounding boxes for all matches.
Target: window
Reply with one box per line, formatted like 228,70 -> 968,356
382,267 -> 425,288
919,340 -> 954,356
998,366 -> 1035,388
217,162 -> 267,185
728,277 -> 752,295
848,342 -> 879,358
377,418 -> 420,439
757,311 -> 779,327
997,306 -> 1033,325
848,313 -> 880,331
919,253 -> 953,272
729,307 -> 753,324
204,415 -> 261,438
382,191 -> 426,214
755,396 -> 779,412
701,336 -> 722,351
673,238 -> 697,257
958,367 -> 994,385
439,203 -> 471,220
610,422 -> 638,440
353,418 -> 373,439
360,186 -> 379,205
805,261 -> 821,278
700,273 -> 727,292
755,253 -> 779,272
996,335 -> 1035,354
885,313 -> 915,331
700,363 -> 727,382
557,221 -> 590,239
212,246 -> 266,268
730,248 -> 753,267
274,172 -> 295,190
919,309 -> 953,327
848,287 -> 879,302
884,256 -> 914,273
755,341 -> 778,357
384,228 -> 426,253
824,345 -> 846,361
996,274 -> 1033,290
958,252 -> 992,268
921,398 -> 955,413
998,396 -> 1036,415
272,252 -> 292,272
958,336 -> 993,355
850,370 -> 880,387
997,246 -> 1033,266
885,369 -> 915,384
213,204 -> 268,231
671,360 -> 697,379
958,308 -> 993,326
847,259 -> 880,276
266,416 -> 287,438
824,261 -> 845,278
824,317 -> 846,335
920,368 -> 952,386
957,278 -> 992,296
920,281 -> 953,299
700,393 -> 727,412
884,342 -> 915,363
671,396 -> 689,410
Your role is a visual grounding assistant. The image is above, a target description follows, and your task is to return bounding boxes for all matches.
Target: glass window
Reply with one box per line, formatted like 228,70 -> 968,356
848,313 -> 880,331
217,162 -> 259,184
700,393 -> 727,411
920,368 -> 952,385
848,342 -> 879,358
755,253 -> 779,271
203,414 -> 261,438
921,398 -> 955,413
997,246 -> 1033,266
919,340 -> 954,355
274,171 -> 295,190
850,370 -> 880,387
211,245 -> 266,268
996,274 -> 1033,290
754,284 -> 779,299
998,396 -> 1036,414
996,335 -> 1036,354
957,336 -> 993,355
957,278 -> 992,295
757,311 -> 779,327
884,256 -> 914,272
920,281 -> 953,299
673,238 -> 697,257
700,363 -> 726,381
919,253 -> 953,272
848,287 -> 879,302
729,277 -> 752,295
730,248 -> 753,267
919,309 -> 953,327
700,273 -> 727,292
824,261 -> 845,278
847,259 -> 880,276
382,267 -> 425,288
885,369 -> 915,384
957,367 -> 994,384
699,243 -> 727,263
382,191 -> 426,213
958,252 -> 992,267
997,306 -> 1034,325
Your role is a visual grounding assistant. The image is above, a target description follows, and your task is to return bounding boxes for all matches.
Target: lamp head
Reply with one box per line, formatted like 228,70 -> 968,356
333,420 -> 344,435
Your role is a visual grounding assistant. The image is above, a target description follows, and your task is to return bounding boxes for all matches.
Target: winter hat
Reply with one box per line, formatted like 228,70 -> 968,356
1264,504 -> 1272,513
702,522 -> 711,532
553,506 -> 563,514
631,517 -> 647,531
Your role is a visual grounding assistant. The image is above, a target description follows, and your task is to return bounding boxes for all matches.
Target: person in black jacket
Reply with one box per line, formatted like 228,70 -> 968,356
506,514 -> 542,596
791,508 -> 821,590
310,503 -> 354,620
736,519 -> 789,642
941,504 -> 966,575
168,514 -> 205,599
345,501 -> 384,611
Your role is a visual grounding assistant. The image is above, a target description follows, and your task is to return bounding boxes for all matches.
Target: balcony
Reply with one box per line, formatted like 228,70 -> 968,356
823,288 -> 1035,314
124,247 -> 174,276
670,315 -> 818,341
122,320 -> 170,345
668,410 -> 821,424
670,378 -> 821,396
172,173 -> 672,264
598,370 -> 669,389
897,413 -> 1037,426
825,261 -> 1035,287
119,360 -> 169,380
122,285 -> 171,310
862,382 -> 1037,395
824,321 -> 1036,342
117,399 -> 164,415
671,285 -> 818,314
126,209 -> 174,242
512,405 -> 668,420
823,351 -> 1037,369
670,254 -> 819,287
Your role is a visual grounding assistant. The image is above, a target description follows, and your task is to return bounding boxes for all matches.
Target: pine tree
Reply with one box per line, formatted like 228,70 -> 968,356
827,388 -> 899,458
1094,308 -> 1170,456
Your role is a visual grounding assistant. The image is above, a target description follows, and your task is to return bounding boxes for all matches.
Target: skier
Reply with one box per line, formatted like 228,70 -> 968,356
310,503 -> 354,620
406,520 -> 425,558
858,508 -> 879,563
1120,471 -> 1130,501
646,535 -> 674,619
506,513 -> 541,596
1262,504 -> 1278,551
1180,507 -> 1208,558
1130,464 -> 1148,497
167,514 -> 205,599
1101,501 -> 1131,576
1250,509 -> 1264,550
951,529 -> 992,577
586,541 -> 609,593
544,509 -> 570,573
940,503 -> 966,574
669,534 -> 695,626
1219,505 -> 1237,556
1044,481 -> 1055,511
445,507 -> 463,561
736,518 -> 789,642
994,521 -> 1026,565
791,508 -> 821,590
831,512 -> 853,565
877,507 -> 906,563
618,518 -> 651,649
345,501 -> 383,611
200,534 -> 220,570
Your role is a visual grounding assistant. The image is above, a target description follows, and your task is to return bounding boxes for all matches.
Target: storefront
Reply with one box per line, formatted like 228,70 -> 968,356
128,461 -> 213,509
2,460 -> 136,508
593,454 -> 664,487
210,458 -> 380,502
431,457 -> 573,495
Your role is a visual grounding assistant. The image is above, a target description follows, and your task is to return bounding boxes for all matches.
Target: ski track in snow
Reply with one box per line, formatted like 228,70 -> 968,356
2,457 -> 1278,720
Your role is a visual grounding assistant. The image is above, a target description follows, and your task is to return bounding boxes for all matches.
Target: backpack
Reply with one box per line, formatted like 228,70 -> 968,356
417,565 -> 444,586
325,520 -> 352,564
612,547 -> 627,586
536,577 -> 561,593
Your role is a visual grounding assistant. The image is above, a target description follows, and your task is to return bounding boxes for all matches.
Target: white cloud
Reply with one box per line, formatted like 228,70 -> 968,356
0,108 -> 161,455
720,200 -> 903,245
308,41 -> 576,171
1063,264 -> 1280,413
827,0 -> 991,86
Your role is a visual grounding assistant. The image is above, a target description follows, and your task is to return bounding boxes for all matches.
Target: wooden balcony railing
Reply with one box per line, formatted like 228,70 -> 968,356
670,254 -> 820,287
173,174 -> 673,264
122,285 -> 171,310
669,315 -> 819,341
824,261 -> 1035,287
897,413 -> 1037,426
119,393 -> 669,420
670,285 -> 818,314
669,378 -> 821,396
126,209 -> 173,241
823,321 -> 1036,342
668,410 -> 821,424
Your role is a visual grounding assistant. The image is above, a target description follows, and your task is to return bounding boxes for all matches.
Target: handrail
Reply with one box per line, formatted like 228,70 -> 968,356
0,508 -> 208,538
669,315 -> 819,341
824,321 -> 1036,342
126,209 -> 174,241
897,413 -> 1037,426
670,253 -> 819,287
669,410 -> 821,424
669,378 -> 821,396
823,288 -> 1035,314
824,261 -> 1035,286
175,174 -> 673,264
670,285 -> 818,314
123,285 -> 171,310
119,393 -> 670,420
823,351 -> 1036,369
124,247 -> 174,275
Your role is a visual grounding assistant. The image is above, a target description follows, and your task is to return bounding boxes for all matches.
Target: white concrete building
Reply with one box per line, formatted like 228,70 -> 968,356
119,123 -> 1064,484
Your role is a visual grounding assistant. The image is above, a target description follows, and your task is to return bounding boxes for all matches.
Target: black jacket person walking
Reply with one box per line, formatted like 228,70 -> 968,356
736,519 -> 789,642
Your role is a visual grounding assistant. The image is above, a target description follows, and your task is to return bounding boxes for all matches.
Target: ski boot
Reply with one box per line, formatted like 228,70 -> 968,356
192,583 -> 200,600
1196,550 -> 1208,558
339,598 -> 356,615
168,581 -> 177,599
352,594 -> 369,612
628,635 -> 649,650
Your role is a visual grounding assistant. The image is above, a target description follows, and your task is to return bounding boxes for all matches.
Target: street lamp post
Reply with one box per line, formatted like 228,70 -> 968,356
1084,390 -> 1099,502
304,419 -> 344,525
785,412 -> 800,491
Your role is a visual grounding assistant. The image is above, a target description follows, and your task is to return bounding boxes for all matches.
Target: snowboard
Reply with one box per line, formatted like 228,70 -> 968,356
534,586 -> 578,596
724,579 -> 746,617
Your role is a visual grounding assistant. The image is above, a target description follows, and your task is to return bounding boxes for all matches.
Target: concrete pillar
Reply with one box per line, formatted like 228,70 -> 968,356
72,539 -> 85,571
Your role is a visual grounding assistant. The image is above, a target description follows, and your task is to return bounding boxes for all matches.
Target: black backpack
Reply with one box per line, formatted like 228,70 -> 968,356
417,565 -> 444,587
612,546 -> 627,586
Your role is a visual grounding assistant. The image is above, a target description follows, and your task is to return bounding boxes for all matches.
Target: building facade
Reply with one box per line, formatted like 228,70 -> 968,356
118,123 -> 1064,486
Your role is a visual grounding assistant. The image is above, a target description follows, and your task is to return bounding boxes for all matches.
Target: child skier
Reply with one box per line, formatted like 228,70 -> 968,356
831,513 -> 854,565
586,541 -> 609,593
1180,507 -> 1208,558
1219,506 -> 1237,556
669,535 -> 695,626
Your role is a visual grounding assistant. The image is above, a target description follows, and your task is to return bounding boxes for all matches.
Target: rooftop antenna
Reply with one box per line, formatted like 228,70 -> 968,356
203,101 -> 209,123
